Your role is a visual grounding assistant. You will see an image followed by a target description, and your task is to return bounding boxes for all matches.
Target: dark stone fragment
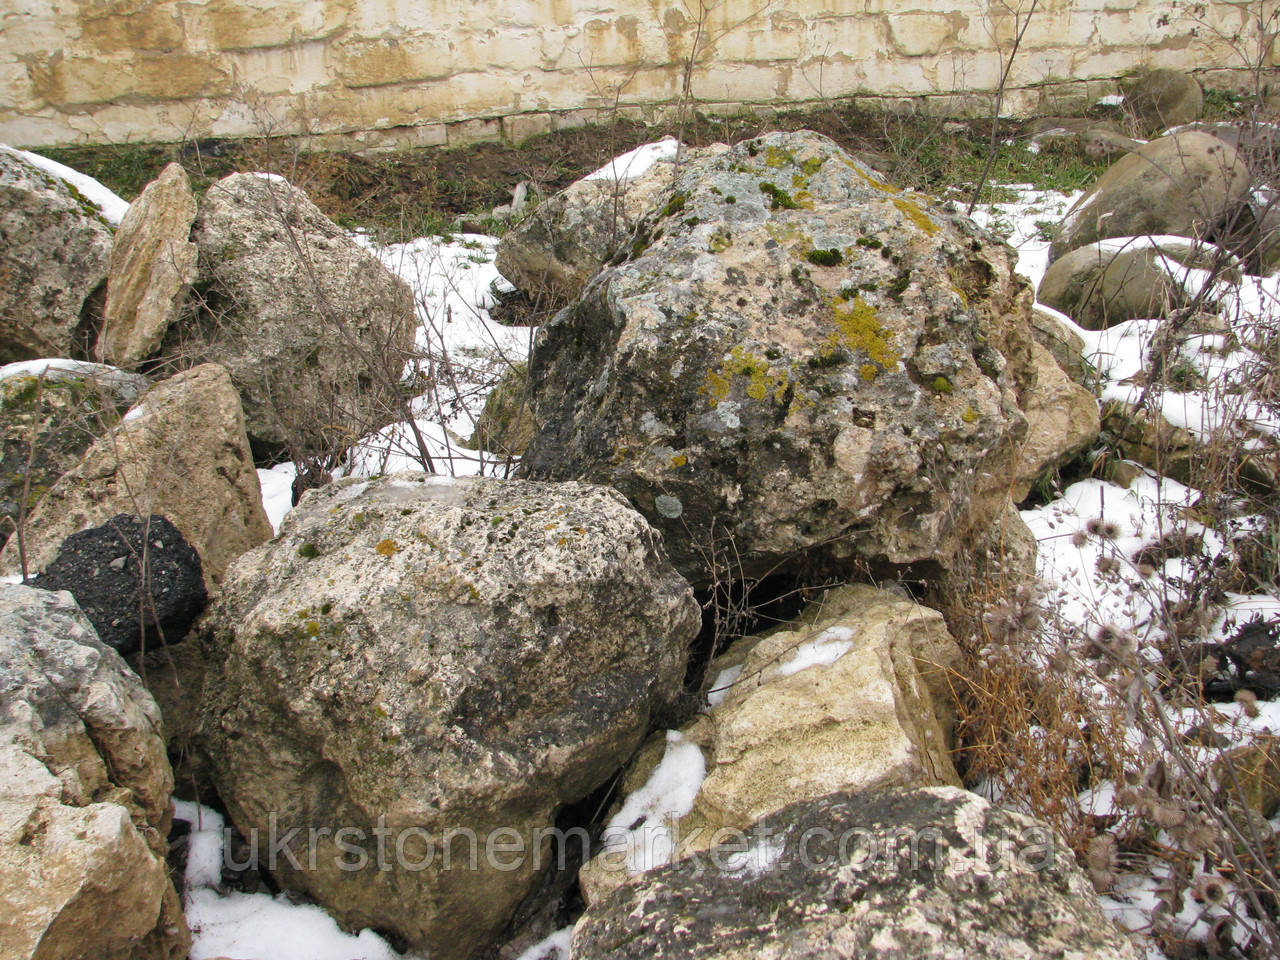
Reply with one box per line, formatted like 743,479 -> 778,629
32,513 -> 206,655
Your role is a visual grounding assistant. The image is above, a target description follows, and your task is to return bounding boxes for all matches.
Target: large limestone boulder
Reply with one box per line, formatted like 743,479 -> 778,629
1049,132 -> 1250,262
580,584 -> 963,905
180,172 -> 416,457
0,363 -> 272,587
0,584 -> 188,960
98,163 -> 199,367
1120,69 -> 1204,133
573,787 -> 1140,960
0,360 -> 148,552
197,472 -> 700,960
0,148 -> 114,362
520,130 -> 1040,586
496,143 -> 723,303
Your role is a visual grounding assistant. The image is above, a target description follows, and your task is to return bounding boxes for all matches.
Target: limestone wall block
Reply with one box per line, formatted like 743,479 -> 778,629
887,13 -> 961,57
334,35 -> 455,88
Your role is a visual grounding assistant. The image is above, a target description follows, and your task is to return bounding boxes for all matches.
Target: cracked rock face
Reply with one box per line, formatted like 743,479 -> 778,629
573,786 -> 1140,960
0,584 -> 188,960
519,130 -> 1042,586
198,473 -> 699,960
0,148 -> 113,363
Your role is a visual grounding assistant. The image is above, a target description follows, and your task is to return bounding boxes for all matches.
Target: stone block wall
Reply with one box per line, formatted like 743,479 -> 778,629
0,0 -> 1263,148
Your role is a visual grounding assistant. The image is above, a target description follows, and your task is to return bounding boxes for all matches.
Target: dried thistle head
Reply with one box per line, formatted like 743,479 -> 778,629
1096,555 -> 1120,576
1086,518 -> 1122,539
1071,530 -> 1089,548
1234,688 -> 1260,719
1085,834 -> 1118,892
1191,873 -> 1229,906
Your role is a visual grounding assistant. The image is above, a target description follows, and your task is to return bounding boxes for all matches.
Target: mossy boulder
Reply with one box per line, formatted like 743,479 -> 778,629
469,362 -> 537,458
0,362 -> 148,553
520,131 -> 1046,586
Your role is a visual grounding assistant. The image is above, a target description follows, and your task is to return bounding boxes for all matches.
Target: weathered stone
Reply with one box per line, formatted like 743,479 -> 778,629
520,131 -> 1040,586
580,584 -> 963,906
496,144 -> 725,304
1215,738 -> 1280,819
1038,239 -> 1229,330
32,514 -> 207,656
1120,69 -> 1204,133
1027,118 -> 1141,159
182,172 -> 416,456
1031,305 -> 1089,385
573,787 -> 1140,960
1010,343 -> 1100,502
469,361 -> 537,459
1049,132 -> 1250,262
0,363 -> 272,587
197,472 -> 699,960
0,148 -> 113,362
0,360 -> 148,553
98,162 -> 198,367
0,584 -> 188,960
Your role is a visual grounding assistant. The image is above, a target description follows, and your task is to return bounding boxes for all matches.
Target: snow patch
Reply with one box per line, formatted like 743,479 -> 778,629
779,625 -> 855,676
1,144 -> 130,225
584,138 -> 681,183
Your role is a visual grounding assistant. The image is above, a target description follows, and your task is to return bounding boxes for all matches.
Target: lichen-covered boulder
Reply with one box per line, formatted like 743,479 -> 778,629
0,363 -> 272,587
197,473 -> 699,960
520,130 -> 1040,585
580,584 -> 963,906
469,361 -> 537,459
0,584 -> 188,960
98,163 -> 199,367
180,172 -> 416,457
496,143 -> 724,304
0,148 -> 114,362
0,360 -> 148,553
573,787 -> 1140,960
1049,132 -> 1250,262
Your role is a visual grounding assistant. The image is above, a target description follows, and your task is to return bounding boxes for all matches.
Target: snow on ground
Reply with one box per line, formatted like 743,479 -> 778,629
173,801 -> 403,960
583,137 -> 680,183
1,144 -> 130,225
968,184 -> 1080,290
596,731 -> 707,875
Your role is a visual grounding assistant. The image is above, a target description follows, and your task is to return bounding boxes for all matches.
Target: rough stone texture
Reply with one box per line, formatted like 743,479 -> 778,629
181,172 -> 416,455
0,148 -> 113,362
0,361 -> 148,553
32,514 -> 207,657
197,472 -> 699,960
0,584 -> 188,960
469,361 -> 538,459
496,145 -> 724,303
98,163 -> 199,367
1038,239 -> 1229,331
580,584 -> 962,905
573,786 -> 1140,960
521,131 -> 1042,586
1049,132 -> 1251,263
0,363 -> 273,587
1120,69 -> 1204,133
129,640 -> 212,802
1010,343 -> 1100,502
1031,306 -> 1088,382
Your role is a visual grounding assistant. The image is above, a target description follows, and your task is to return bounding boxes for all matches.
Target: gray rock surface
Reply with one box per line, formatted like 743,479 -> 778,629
0,584 -> 188,960
197,472 -> 699,959
572,786 -> 1140,960
181,172 -> 416,456
520,130 -> 1043,585
1049,132 -> 1250,262
98,162 -> 199,366
0,363 -> 272,587
0,148 -> 113,362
